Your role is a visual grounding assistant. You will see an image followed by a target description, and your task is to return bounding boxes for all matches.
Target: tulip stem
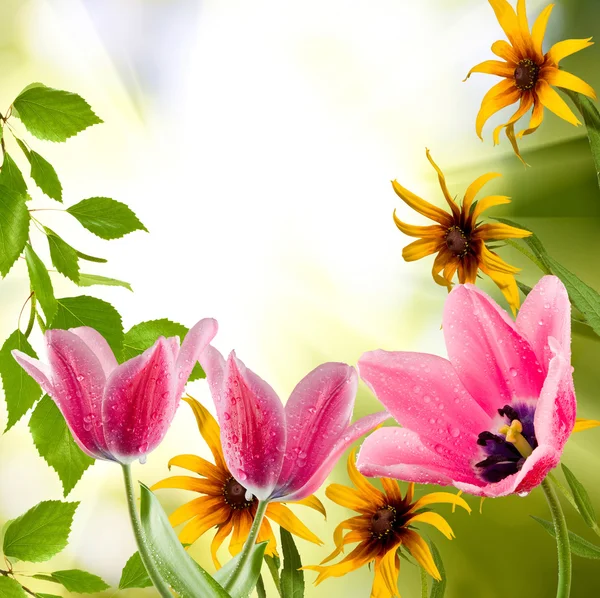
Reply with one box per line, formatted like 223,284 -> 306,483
222,500 -> 269,592
121,465 -> 173,598
541,478 -> 572,598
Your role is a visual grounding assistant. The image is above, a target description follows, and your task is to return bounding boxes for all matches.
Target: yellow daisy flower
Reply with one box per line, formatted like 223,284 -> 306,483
304,452 -> 470,598
151,396 -> 325,568
466,0 -> 596,159
392,150 -> 531,314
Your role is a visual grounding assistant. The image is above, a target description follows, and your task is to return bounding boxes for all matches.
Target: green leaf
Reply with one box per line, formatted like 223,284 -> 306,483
0,185 -> 30,276
122,319 -> 204,380
0,330 -> 42,430
32,575 -> 57,583
25,244 -> 57,322
67,197 -> 147,240
29,395 -> 94,497
256,575 -> 267,598
51,296 -> 123,356
0,152 -> 27,196
213,541 -> 267,598
46,570 -> 109,593
119,552 -> 152,590
3,500 -> 78,562
12,84 -> 102,142
0,576 -> 28,598
531,516 -> 600,559
562,464 -> 598,529
36,594 -> 62,598
138,483 -> 231,598
75,250 -> 107,264
77,273 -> 132,292
28,150 -> 62,202
429,541 -> 446,598
45,228 -> 80,283
280,527 -> 304,598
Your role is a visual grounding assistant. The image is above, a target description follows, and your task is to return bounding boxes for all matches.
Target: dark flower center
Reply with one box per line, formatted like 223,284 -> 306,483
445,226 -> 469,257
514,59 -> 539,91
474,402 -> 538,484
371,506 -> 397,537
223,477 -> 254,510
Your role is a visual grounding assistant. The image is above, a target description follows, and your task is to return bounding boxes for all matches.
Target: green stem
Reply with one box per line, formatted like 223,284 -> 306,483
541,478 -> 572,598
121,465 -> 172,598
24,294 -> 36,338
420,566 -> 428,598
264,555 -> 282,597
223,500 -> 268,592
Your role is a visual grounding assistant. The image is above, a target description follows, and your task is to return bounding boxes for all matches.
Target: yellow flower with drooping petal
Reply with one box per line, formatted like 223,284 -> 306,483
151,396 -> 325,568
303,451 -> 470,598
466,0 -> 596,160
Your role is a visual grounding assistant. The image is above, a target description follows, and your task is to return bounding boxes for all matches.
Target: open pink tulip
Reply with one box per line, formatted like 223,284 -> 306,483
356,276 -> 575,498
200,345 -> 389,502
12,319 -> 218,464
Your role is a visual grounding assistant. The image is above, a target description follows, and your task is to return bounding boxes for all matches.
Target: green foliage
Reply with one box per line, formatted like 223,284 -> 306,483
51,296 -> 123,355
29,395 -> 94,497
0,577 -> 28,597
43,570 -> 109,593
0,152 -> 27,196
27,150 -> 62,202
429,542 -> 446,598
3,500 -> 78,562
214,542 -> 267,598
45,228 -> 80,283
0,330 -> 42,430
280,527 -> 304,598
12,84 -> 102,142
119,552 -> 152,590
75,249 -> 107,263
67,197 -> 147,240
532,516 -> 600,559
25,244 -> 57,322
561,464 -> 598,530
77,273 -> 132,291
256,575 -> 267,598
0,185 -> 30,276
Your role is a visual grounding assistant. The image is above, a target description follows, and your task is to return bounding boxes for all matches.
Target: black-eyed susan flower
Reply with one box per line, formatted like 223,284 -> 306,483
304,451 -> 470,598
392,150 -> 531,314
466,0 -> 596,159
151,396 -> 325,568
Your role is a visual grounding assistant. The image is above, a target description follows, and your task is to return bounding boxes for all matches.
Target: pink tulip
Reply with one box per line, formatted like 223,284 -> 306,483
12,319 -> 218,464
356,276 -> 575,498
200,345 -> 389,502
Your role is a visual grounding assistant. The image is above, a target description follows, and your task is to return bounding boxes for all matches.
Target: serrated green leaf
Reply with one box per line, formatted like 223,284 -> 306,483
0,185 -> 30,276
75,250 -> 107,264
121,319 -> 204,380
32,575 -> 57,583
3,500 -> 78,562
51,296 -> 123,355
28,150 -> 62,202
256,575 -> 267,598
29,395 -> 94,497
0,330 -> 42,430
0,576 -> 28,597
0,152 -> 27,196
532,516 -> 600,559
280,527 -> 304,598
429,541 -> 446,598
12,84 -> 102,142
119,552 -> 151,590
562,464 -> 598,529
36,594 -> 62,598
45,229 -> 80,283
77,273 -> 132,291
214,541 -> 267,598
67,197 -> 147,240
47,570 -> 109,593
25,244 -> 57,322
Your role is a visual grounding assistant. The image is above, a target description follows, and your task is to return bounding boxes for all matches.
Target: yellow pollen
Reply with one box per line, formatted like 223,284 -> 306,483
499,420 -> 533,458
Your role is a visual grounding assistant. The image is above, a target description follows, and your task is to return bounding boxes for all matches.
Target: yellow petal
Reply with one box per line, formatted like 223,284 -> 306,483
402,238 -> 443,262
169,495 -> 224,527
517,99 -> 545,137
451,490 -> 464,514
492,92 -> 534,145
229,510 -> 253,556
393,211 -> 445,239
536,79 -> 581,126
473,222 -> 531,241
373,545 -> 402,598
515,0 -> 533,53
256,516 -> 278,556
179,505 -> 230,546
409,491 -> 471,514
151,475 -> 223,495
464,60 -> 515,80
573,418 -> 600,433
491,40 -> 519,63
547,37 -> 594,65
476,79 -> 521,139
505,123 -> 528,166
488,0 -> 528,57
432,248 -> 454,289
402,529 -> 440,581
267,503 -> 323,545
347,449 -> 386,505
405,482 -> 415,505
381,478 -> 403,505
391,180 -> 452,226
457,254 -> 480,285
543,68 -> 597,99
168,454 -> 226,483
425,149 -> 461,218
480,244 -> 520,274
472,195 -> 511,221
407,511 -> 455,540
320,516 -> 368,564
326,484 -> 374,513
211,518 -> 234,569
463,172 -> 502,215
294,495 -> 327,519
479,254 -> 521,316
303,542 -> 376,584
531,4 -> 554,59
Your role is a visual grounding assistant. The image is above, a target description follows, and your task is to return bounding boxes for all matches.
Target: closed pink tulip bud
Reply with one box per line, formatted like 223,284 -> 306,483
13,319 -> 218,464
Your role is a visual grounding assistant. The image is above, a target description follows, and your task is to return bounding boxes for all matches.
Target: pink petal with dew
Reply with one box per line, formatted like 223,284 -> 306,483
443,284 -> 545,418
220,352 -> 286,501
356,427 -> 480,486
516,276 -> 571,370
275,363 -> 358,497
103,337 -> 176,463
275,410 -> 389,502
11,351 -> 54,397
69,327 -> 118,377
45,329 -> 111,460
358,350 -> 489,462
533,338 -> 576,452
199,344 -> 227,403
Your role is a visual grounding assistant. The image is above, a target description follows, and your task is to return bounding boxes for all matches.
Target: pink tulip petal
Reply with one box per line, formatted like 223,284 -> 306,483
11,351 -> 54,397
69,327 -> 118,377
516,276 -> 571,370
199,344 -> 227,404
46,329 -> 111,460
275,363 -> 357,497
277,411 -> 390,502
443,284 -> 545,417
175,318 -> 219,397
103,337 -> 176,463
358,350 -> 489,461
356,427 -> 479,486
219,352 -> 286,501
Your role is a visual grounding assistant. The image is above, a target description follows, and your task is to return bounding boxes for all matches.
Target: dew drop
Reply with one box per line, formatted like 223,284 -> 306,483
423,395 -> 431,404
139,455 -> 147,465
450,428 -> 460,438
509,368 -> 518,377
